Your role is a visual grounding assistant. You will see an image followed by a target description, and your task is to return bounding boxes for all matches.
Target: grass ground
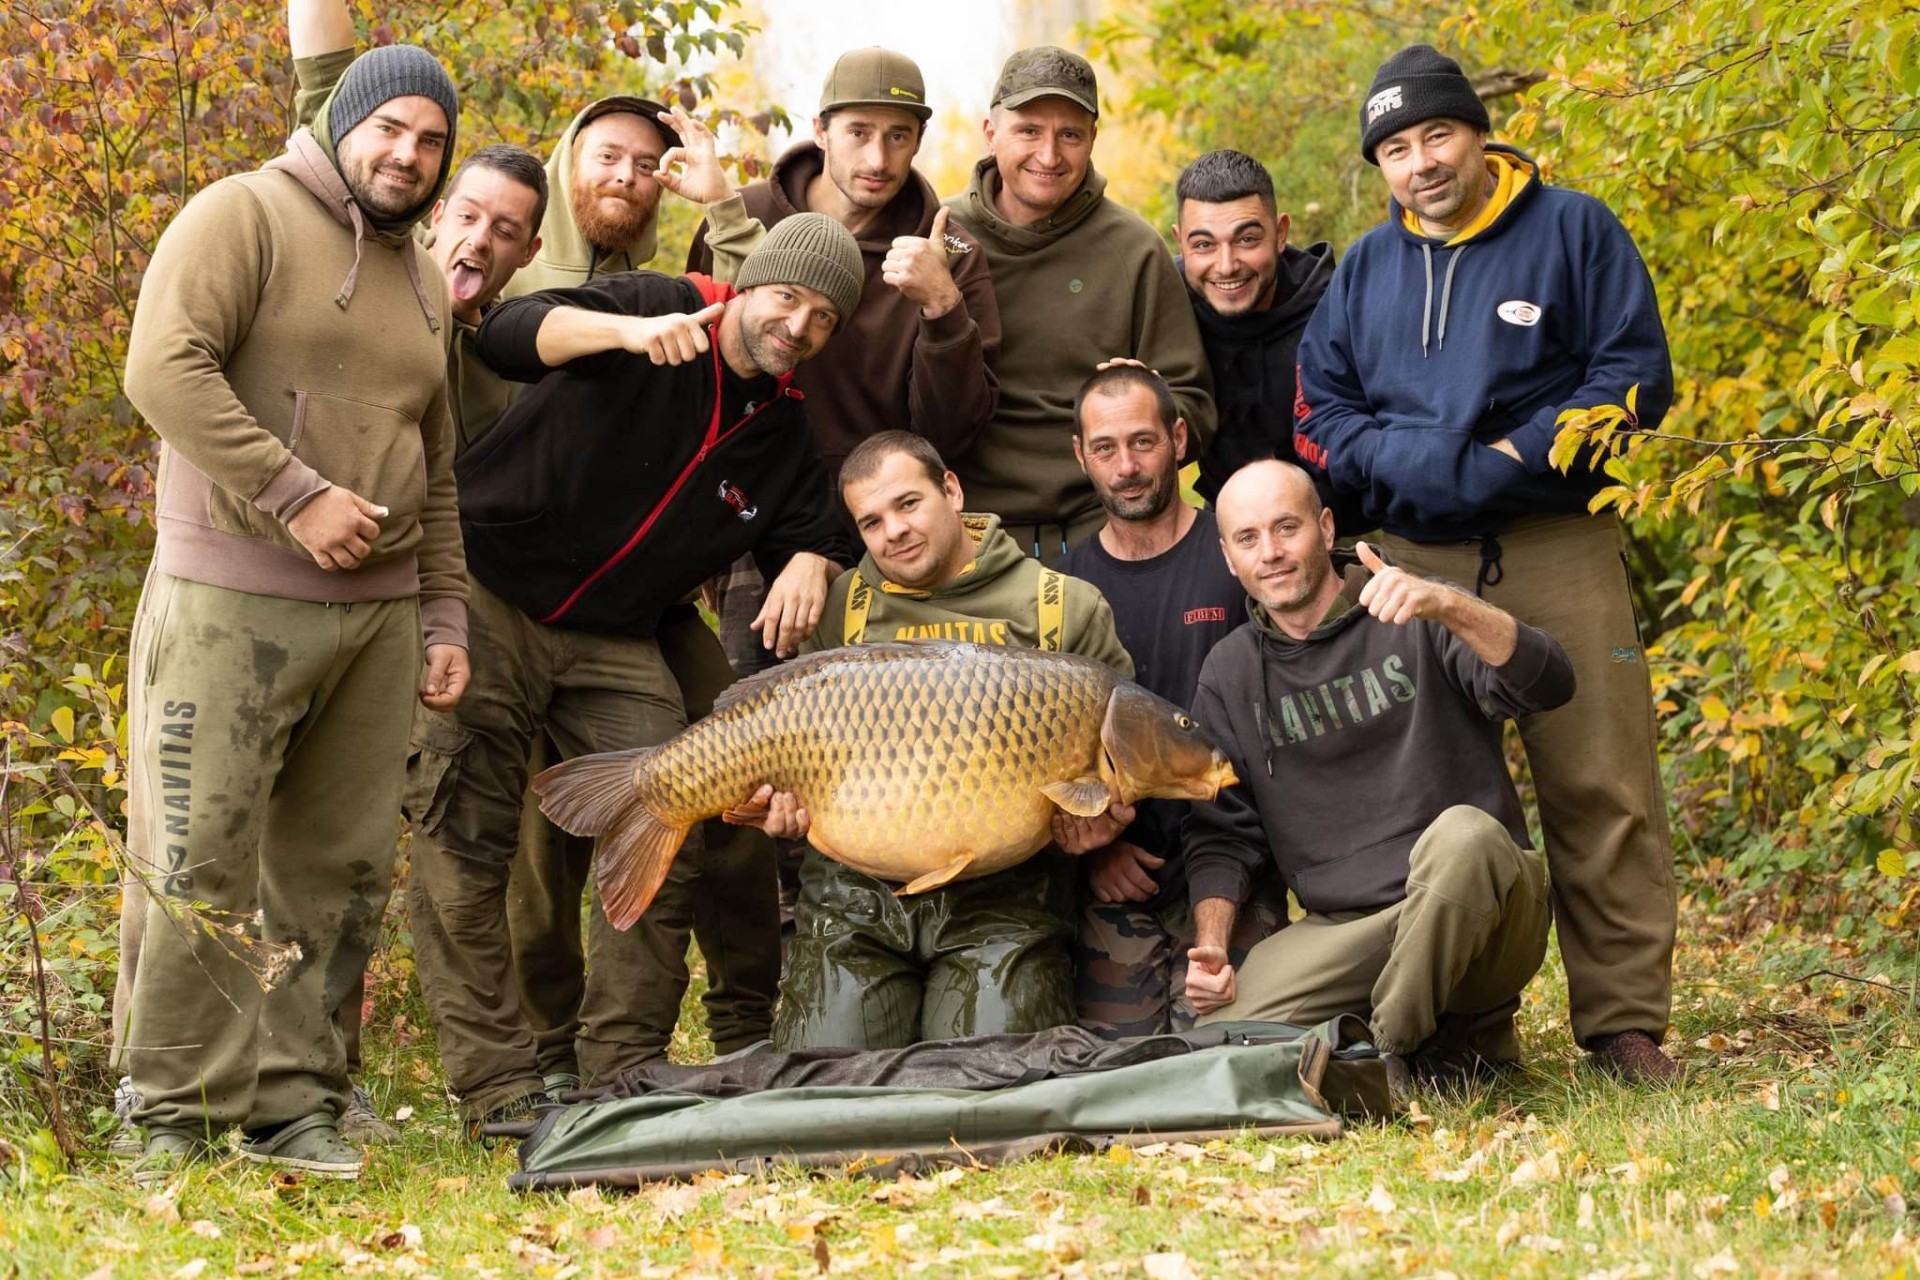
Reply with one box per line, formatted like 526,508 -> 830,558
3,904 -> 1917,1279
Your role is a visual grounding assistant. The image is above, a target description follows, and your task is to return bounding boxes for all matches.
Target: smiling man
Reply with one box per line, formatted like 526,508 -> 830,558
1293,44 -> 1682,1083
1183,460 -> 1571,1099
1173,151 -> 1360,535
945,47 -> 1214,563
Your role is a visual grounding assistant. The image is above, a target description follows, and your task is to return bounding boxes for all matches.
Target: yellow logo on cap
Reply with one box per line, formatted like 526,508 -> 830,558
889,86 -> 922,100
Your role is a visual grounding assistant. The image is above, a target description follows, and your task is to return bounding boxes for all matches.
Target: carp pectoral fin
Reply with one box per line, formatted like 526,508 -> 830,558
1042,776 -> 1112,817
897,854 -> 975,896
591,807 -> 691,932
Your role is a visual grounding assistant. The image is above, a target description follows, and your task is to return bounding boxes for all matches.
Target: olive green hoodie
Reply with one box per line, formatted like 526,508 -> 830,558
504,98 -> 669,297
125,52 -> 467,646
809,514 -> 1132,677
944,161 -> 1215,531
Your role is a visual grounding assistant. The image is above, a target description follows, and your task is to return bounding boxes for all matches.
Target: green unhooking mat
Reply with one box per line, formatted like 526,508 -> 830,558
508,1017 -> 1390,1190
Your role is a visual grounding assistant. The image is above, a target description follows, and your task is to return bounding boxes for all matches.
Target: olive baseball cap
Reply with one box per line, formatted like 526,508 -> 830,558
991,46 -> 1099,118
819,47 -> 931,122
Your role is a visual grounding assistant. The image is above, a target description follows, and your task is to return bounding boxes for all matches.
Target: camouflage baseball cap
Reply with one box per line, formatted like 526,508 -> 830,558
819,47 -> 931,122
991,46 -> 1099,118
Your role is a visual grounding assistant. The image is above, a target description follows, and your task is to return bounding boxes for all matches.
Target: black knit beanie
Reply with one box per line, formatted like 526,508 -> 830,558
327,45 -> 460,156
1359,44 -> 1488,164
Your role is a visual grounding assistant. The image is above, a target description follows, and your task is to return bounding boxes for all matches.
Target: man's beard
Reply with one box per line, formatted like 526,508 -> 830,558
741,320 -> 810,377
570,181 -> 655,253
1097,467 -> 1178,523
343,156 -> 428,221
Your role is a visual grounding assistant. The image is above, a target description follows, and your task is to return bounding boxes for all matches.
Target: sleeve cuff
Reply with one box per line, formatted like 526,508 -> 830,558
421,596 -> 469,650
1186,855 -> 1251,908
1495,618 -> 1553,686
919,300 -> 972,344
253,455 -> 331,522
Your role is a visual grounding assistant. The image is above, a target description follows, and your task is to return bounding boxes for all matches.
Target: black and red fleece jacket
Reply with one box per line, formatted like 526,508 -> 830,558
460,270 -> 852,636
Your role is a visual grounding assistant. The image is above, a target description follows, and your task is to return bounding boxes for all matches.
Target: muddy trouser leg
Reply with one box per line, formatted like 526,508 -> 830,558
338,975 -> 365,1076
773,852 -> 922,1050
658,610 -> 781,1053
126,577 -> 417,1132
1384,514 -> 1677,1047
405,584 -> 555,1122
543,626 -> 690,1084
111,565 -> 159,1078
503,747 -> 594,1080
920,860 -> 1075,1040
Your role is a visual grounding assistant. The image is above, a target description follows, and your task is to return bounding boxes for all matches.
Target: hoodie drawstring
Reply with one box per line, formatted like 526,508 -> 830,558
331,197 -> 440,333
1475,532 -> 1505,595
1419,242 -> 1465,358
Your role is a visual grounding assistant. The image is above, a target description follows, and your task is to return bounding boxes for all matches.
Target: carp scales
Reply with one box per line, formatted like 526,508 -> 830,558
534,641 -> 1238,930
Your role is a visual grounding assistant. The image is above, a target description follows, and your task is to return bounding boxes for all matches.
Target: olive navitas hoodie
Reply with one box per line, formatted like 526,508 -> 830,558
503,98 -> 668,298
808,514 -> 1133,677
944,160 -> 1215,532
1182,575 -> 1574,915
123,78 -> 467,647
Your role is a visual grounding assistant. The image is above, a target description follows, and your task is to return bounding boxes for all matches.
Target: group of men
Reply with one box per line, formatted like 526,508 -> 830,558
112,6 -> 1683,1183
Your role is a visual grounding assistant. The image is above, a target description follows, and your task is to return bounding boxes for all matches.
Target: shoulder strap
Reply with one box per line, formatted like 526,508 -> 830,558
1036,567 -> 1065,653
843,568 -> 874,645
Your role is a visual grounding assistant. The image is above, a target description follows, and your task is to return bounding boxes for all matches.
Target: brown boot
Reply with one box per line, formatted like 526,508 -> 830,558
1589,1030 -> 1682,1084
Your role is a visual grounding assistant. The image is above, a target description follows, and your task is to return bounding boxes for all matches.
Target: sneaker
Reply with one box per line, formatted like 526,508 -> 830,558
1589,1030 -> 1683,1084
108,1076 -> 144,1158
240,1113 -> 362,1179
541,1072 -> 581,1104
128,1124 -> 219,1186
339,1084 -> 399,1145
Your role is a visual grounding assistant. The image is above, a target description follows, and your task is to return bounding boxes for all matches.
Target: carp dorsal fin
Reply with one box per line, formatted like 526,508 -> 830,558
534,748 -> 689,931
1042,776 -> 1112,817
897,853 -> 975,896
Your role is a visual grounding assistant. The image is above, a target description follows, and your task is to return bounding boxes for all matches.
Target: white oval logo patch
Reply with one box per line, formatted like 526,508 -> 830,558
1498,300 -> 1542,326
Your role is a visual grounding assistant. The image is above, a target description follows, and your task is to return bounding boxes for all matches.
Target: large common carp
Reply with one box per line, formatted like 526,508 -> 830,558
534,641 -> 1237,930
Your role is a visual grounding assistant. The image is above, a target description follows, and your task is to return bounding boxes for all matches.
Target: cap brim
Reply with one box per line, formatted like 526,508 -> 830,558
993,86 -> 1098,117
817,96 -> 933,122
578,96 -> 681,148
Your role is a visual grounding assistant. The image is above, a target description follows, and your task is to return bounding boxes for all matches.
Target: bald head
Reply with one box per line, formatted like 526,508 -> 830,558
1216,460 -> 1338,630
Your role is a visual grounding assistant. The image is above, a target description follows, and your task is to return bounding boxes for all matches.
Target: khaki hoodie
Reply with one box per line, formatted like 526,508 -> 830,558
944,161 -> 1215,532
504,100 -> 665,297
124,67 -> 467,646
809,514 -> 1132,677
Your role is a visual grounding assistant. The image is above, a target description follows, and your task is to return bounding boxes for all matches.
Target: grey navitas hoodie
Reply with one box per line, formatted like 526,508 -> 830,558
504,98 -> 664,297
1182,567 -> 1574,915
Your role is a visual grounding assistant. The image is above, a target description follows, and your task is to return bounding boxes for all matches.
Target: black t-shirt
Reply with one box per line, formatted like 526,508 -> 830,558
1059,508 -> 1248,905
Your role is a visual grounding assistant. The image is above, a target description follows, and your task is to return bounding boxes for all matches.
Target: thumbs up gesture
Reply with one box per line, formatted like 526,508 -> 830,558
621,300 -> 727,366
1355,540 -> 1453,628
882,204 -> 963,320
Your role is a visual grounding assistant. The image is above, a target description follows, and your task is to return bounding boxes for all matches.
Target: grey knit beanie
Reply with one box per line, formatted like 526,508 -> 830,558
734,213 -> 863,323
1359,44 -> 1488,164
328,44 -> 460,155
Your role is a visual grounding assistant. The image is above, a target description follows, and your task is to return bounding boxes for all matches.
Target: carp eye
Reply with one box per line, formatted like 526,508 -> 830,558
1176,714 -> 1194,730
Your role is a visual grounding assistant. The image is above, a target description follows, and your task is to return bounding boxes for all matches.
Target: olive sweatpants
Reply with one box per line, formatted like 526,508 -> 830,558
1383,511 -> 1677,1046
124,575 -> 419,1132
1202,806 -> 1550,1057
501,607 -> 781,1077
776,851 -> 1075,1050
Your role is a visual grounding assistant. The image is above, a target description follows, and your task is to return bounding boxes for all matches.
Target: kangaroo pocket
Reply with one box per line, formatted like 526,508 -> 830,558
209,389 -> 429,555
1288,833 -> 1415,915
460,506 -> 582,622
1369,425 -> 1527,533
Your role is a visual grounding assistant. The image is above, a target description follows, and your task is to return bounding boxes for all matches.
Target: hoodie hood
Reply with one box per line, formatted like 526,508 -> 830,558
955,156 -> 1106,254
769,141 -> 943,247
521,97 -> 666,285
1189,240 -> 1336,345
1247,548 -> 1371,648
859,512 -> 1026,599
264,127 -> 441,332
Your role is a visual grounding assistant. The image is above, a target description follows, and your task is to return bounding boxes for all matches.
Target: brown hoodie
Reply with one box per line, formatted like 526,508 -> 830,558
123,126 -> 467,647
687,142 -> 1001,482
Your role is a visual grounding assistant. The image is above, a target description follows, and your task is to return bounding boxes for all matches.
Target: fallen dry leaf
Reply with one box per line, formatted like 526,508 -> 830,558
582,1224 -> 623,1250
814,1232 -> 831,1273
186,1219 -> 220,1240
1365,1183 -> 1397,1215
1143,1252 -> 1199,1280
1510,1151 -> 1563,1186
1691,1248 -> 1739,1277
1577,1191 -> 1596,1230
392,1105 -> 415,1122
1755,1081 -> 1782,1111
170,1261 -> 207,1280
141,1194 -> 180,1223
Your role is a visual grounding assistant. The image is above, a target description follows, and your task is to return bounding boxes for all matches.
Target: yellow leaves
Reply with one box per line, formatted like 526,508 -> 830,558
1699,696 -> 1732,725
47,704 -> 73,743
1879,848 -> 1910,877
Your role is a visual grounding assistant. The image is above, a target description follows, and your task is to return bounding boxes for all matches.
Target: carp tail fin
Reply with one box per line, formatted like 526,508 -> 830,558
534,747 -> 688,930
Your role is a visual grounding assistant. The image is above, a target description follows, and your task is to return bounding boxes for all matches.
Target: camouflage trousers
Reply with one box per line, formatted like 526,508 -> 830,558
1075,876 -> 1289,1040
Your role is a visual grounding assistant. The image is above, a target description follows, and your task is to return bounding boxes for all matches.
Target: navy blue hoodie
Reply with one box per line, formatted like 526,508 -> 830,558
1292,146 -> 1672,542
